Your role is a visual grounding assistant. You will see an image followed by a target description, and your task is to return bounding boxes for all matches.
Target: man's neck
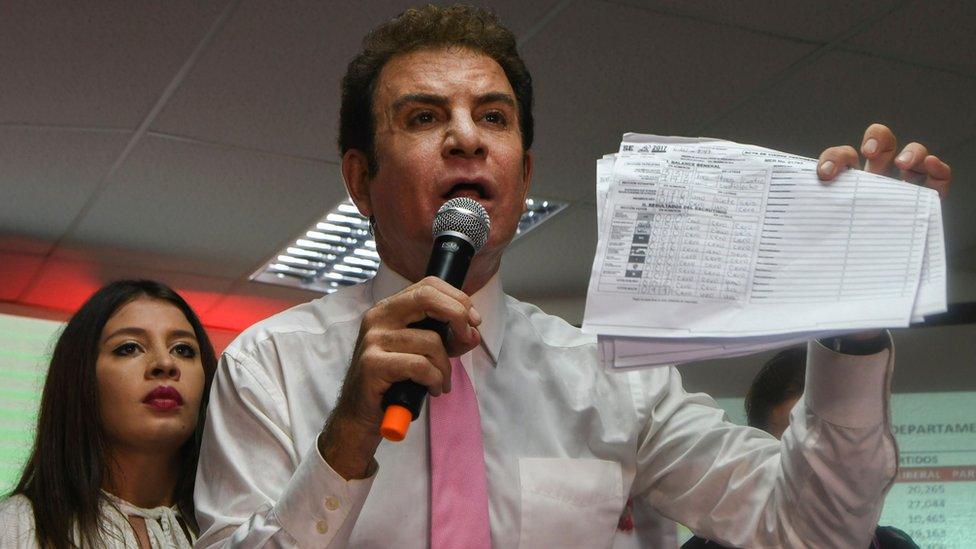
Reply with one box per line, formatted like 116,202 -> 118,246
384,253 -> 501,296
460,259 -> 499,296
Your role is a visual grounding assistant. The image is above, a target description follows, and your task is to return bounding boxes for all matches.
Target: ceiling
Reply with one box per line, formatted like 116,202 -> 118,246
2,0 -> 975,336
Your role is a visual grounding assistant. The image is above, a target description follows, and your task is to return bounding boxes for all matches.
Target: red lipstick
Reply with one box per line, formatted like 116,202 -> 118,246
142,386 -> 184,411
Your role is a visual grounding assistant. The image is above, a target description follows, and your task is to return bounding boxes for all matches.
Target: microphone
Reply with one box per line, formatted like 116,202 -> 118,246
379,197 -> 491,441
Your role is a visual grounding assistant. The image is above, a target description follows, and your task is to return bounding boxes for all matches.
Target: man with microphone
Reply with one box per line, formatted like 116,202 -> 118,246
194,5 -> 952,548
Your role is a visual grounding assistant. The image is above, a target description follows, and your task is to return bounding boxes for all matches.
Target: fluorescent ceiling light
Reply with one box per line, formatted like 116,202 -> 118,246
251,197 -> 568,293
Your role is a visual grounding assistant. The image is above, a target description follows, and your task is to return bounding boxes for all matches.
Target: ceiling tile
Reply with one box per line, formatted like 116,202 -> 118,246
0,1 -> 231,128
610,0 -> 900,43
702,50 -> 976,162
701,48 -> 975,275
0,252 -> 45,302
502,201 -> 596,298
0,128 -> 129,245
522,1 -> 815,204
201,280 -> 321,331
66,135 -> 347,279
49,241 -> 221,276
948,268 -> 976,304
151,0 -> 563,161
0,234 -> 58,256
701,49 -> 976,262
940,138 -> 976,260
14,258 -> 105,311
4,0 -> 972,313
844,1 -> 976,77
20,257 -> 235,314
205,326 -> 244,354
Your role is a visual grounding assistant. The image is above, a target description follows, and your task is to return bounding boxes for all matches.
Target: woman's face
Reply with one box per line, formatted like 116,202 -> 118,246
96,297 -> 206,455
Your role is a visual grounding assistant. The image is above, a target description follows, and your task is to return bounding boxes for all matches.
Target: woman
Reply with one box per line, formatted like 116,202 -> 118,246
0,280 -> 217,548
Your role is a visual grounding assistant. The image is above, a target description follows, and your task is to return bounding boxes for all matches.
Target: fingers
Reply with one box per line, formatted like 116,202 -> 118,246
374,277 -> 481,349
330,278 -> 482,439
413,277 -> 482,348
820,124 -> 952,198
892,143 -> 952,197
363,327 -> 452,385
921,154 -> 952,198
817,145 -> 860,182
894,142 -> 928,170
417,276 -> 477,319
445,323 -> 481,357
358,344 -> 451,396
380,277 -> 478,325
352,277 -> 481,401
861,123 -> 898,175
893,141 -> 928,180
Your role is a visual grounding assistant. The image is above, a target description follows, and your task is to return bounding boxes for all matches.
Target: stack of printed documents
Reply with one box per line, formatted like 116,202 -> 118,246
582,134 -> 946,368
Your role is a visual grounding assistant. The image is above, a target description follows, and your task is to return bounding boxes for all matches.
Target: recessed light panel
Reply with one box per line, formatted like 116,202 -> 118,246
251,197 -> 568,293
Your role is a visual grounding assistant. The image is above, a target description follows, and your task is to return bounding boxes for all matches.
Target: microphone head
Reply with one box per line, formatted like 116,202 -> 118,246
432,197 -> 491,251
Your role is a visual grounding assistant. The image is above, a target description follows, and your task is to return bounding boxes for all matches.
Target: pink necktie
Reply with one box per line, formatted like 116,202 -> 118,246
428,357 -> 491,549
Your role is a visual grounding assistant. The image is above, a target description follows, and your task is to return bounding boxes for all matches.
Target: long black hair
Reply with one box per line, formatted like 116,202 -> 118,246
9,280 -> 217,548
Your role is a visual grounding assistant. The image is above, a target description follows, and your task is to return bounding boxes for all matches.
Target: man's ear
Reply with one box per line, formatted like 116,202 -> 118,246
341,149 -> 372,217
520,150 -> 535,205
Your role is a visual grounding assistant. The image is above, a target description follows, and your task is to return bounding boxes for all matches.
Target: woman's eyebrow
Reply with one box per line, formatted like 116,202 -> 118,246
168,329 -> 198,341
101,327 -> 197,343
102,326 -> 147,343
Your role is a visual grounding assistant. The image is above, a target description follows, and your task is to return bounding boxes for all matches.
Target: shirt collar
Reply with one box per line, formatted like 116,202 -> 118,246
370,263 -> 505,366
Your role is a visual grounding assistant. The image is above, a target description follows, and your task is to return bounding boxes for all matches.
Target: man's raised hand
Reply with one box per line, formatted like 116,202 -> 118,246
816,123 -> 952,197
320,276 -> 481,478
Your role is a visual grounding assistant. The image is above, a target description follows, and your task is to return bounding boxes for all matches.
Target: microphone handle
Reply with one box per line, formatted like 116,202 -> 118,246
380,234 -> 475,432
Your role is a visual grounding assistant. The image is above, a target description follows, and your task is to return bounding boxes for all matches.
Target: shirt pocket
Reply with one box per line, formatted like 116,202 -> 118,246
518,457 -> 623,548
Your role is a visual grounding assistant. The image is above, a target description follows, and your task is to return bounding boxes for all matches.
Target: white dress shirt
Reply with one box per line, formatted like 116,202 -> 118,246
195,264 -> 897,548
0,492 -> 194,548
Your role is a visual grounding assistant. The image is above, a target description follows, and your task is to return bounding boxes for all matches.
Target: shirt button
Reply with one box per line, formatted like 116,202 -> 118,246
325,496 -> 340,511
315,520 -> 329,534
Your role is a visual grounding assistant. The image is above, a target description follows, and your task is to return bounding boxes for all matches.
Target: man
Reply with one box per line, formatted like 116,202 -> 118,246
682,348 -> 921,548
194,5 -> 952,547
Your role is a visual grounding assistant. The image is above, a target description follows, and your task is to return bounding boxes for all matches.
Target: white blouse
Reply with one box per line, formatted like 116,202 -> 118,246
0,492 -> 195,548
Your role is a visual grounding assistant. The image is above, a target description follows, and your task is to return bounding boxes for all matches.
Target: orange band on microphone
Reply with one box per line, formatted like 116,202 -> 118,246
380,404 -> 412,441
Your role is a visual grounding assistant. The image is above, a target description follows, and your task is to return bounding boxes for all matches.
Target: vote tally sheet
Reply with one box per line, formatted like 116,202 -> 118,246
583,134 -> 946,368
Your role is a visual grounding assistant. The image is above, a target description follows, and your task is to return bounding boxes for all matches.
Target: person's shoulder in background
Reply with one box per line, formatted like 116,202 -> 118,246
874,525 -> 920,548
681,535 -> 734,548
681,526 -> 920,549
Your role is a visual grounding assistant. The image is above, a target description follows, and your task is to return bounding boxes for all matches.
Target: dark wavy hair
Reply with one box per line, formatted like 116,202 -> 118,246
8,280 -> 217,548
744,347 -> 806,431
339,4 -> 534,175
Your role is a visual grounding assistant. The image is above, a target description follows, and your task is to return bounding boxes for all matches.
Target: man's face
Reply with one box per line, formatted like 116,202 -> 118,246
343,47 -> 532,286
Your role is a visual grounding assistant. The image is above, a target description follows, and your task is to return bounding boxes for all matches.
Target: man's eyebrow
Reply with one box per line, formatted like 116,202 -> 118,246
391,92 -> 517,113
392,93 -> 448,113
476,92 -> 516,108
